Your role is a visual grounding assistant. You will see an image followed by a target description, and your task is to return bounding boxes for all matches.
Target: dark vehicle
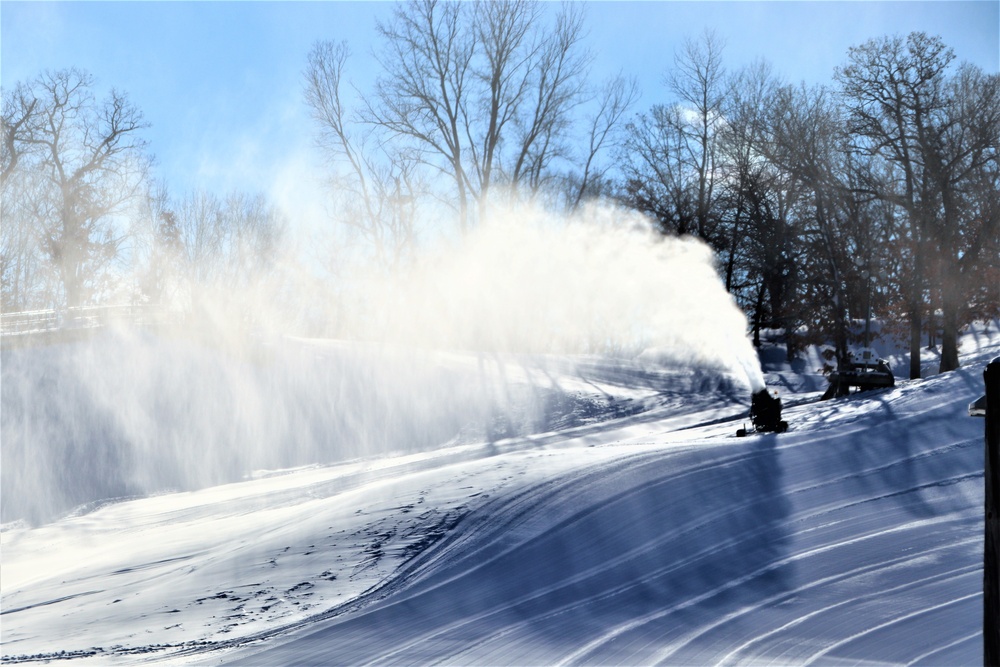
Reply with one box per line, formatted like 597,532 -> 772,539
823,347 -> 895,399
737,389 -> 788,437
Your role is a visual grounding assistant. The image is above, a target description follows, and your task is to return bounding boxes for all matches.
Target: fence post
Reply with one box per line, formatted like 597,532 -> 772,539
984,358 -> 1000,667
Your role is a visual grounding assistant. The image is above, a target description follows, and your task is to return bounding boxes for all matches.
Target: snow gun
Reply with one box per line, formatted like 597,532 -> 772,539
737,388 -> 788,437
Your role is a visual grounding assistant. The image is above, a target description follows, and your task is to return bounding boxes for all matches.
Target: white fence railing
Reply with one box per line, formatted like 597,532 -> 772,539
0,305 -> 163,336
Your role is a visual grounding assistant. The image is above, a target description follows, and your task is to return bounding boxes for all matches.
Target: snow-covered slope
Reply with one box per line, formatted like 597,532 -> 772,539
1,323 -> 996,665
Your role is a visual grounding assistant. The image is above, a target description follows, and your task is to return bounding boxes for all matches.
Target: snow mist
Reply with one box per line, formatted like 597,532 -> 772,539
352,200 -> 764,390
1,200 -> 762,526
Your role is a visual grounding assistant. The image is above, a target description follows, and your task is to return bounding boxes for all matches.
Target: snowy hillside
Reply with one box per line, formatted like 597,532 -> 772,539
1,322 -> 997,665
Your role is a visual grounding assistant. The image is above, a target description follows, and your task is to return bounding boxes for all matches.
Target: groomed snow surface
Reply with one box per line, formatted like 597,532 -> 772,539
2,323 -> 997,666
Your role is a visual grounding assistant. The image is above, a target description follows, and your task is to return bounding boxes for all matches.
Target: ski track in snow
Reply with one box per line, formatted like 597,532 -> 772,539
1,327 -> 996,666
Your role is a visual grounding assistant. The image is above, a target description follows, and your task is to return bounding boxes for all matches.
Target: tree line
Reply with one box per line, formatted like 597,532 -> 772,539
618,30 -> 999,377
3,0 -> 998,379
303,0 -> 637,265
1,69 -> 287,316
303,1 -> 998,377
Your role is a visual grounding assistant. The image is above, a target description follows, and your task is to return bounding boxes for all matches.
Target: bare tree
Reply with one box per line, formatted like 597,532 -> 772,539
305,40 -> 418,268
365,0 -> 592,229
175,190 -> 223,285
221,192 -> 286,289
1,84 -> 45,309
6,69 -> 151,308
718,59 -> 780,293
619,104 -> 697,235
567,73 -> 639,210
369,0 -> 475,229
834,32 -> 994,376
125,180 -> 176,306
1,165 -> 57,310
613,29 -> 993,374
468,0 -> 538,204
667,29 -> 728,241
175,189 -> 287,291
1,82 -> 40,188
763,83 -> 855,366
506,2 -> 590,196
931,64 -> 1000,370
618,29 -> 729,249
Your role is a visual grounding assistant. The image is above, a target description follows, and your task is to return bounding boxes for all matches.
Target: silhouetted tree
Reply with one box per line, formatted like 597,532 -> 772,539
365,0 -> 593,229
762,84 -> 855,365
716,60 -> 783,297
836,33 -> 956,376
927,64 -> 1000,370
566,74 -> 639,211
618,30 -> 730,250
619,104 -> 698,236
667,29 -> 728,242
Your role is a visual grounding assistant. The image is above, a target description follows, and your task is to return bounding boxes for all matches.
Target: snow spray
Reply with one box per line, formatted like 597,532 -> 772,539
353,200 -> 765,391
1,199 -> 763,526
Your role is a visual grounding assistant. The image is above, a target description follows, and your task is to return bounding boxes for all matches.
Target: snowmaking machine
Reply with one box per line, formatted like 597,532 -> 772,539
822,347 -> 895,399
736,389 -> 788,437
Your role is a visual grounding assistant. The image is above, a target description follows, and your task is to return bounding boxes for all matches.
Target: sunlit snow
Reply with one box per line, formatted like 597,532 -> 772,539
2,321 -> 995,665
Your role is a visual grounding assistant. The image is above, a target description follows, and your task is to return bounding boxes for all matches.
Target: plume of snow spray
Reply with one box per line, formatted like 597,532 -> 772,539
1,199 -> 764,526
353,200 -> 764,390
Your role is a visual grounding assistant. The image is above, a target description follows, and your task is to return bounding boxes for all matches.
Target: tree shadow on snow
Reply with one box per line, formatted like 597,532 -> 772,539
819,368 -> 983,521
238,437 -> 794,665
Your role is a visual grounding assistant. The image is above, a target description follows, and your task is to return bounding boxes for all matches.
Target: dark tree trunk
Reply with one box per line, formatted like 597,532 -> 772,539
64,280 -> 83,310
724,206 -> 742,294
909,251 -> 924,379
909,301 -> 923,380
752,282 -> 765,348
938,222 -> 962,373
939,301 -> 961,372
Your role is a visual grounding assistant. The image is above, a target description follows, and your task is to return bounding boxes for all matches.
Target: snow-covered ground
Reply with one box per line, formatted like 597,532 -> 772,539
2,322 -> 997,665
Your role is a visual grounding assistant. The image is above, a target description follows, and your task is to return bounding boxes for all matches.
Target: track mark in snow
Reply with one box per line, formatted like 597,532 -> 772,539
798,591 -> 979,666
110,554 -> 196,576
904,630 -> 980,666
0,590 -> 103,616
705,561 -> 978,666
553,516 -> 973,667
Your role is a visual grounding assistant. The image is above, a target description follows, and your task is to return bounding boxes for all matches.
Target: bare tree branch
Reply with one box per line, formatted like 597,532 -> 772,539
4,68 -> 151,307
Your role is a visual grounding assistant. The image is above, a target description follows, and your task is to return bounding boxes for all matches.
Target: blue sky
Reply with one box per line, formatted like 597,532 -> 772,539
3,1 -> 998,212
